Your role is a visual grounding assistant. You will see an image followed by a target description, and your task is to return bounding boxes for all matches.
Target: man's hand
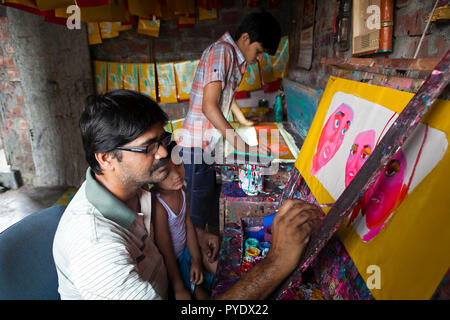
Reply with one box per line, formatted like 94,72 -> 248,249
216,199 -> 322,300
196,227 -> 219,263
266,199 -> 322,277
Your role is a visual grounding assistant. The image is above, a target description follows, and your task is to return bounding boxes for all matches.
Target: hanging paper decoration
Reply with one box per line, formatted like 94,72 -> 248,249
198,7 -> 217,20
122,63 -> 139,91
94,60 -> 107,94
295,76 -> 450,299
138,63 -> 157,101
113,21 -> 132,32
157,62 -> 178,103
177,14 -> 196,28
87,23 -> 102,45
128,0 -> 163,18
164,122 -> 174,133
259,53 -> 277,85
99,21 -> 119,39
196,0 -> 222,10
34,0 -> 73,11
174,60 -> 198,101
236,63 -> 262,92
272,35 -> 289,79
107,62 -> 123,91
79,0 -> 129,22
5,0 -> 221,29
137,18 -> 161,37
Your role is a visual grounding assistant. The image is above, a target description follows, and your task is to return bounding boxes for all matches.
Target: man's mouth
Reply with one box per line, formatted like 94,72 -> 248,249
150,157 -> 169,174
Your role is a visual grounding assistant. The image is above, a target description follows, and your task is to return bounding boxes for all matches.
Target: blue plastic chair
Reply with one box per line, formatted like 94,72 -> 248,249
0,205 -> 66,300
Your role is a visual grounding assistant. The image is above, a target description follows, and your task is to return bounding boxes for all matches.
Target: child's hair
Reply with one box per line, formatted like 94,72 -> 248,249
234,9 -> 281,56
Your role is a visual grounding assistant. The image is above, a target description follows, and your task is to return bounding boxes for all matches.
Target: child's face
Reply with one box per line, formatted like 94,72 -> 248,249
156,160 -> 185,191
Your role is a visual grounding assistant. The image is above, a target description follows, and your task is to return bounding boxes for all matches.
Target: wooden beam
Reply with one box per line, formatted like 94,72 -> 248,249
321,57 -> 441,72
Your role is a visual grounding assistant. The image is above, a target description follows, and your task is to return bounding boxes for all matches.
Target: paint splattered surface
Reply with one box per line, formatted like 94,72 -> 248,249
211,219 -> 373,300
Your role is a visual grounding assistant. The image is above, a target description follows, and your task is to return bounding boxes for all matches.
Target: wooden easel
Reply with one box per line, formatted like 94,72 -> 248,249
274,50 -> 450,298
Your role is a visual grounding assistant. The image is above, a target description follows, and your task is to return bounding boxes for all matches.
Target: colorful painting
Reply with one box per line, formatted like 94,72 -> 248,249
295,76 -> 450,299
237,63 -> 262,92
107,62 -> 123,91
283,78 -> 323,141
259,54 -> 277,85
138,63 -> 157,100
156,62 -> 178,103
94,60 -> 107,94
122,63 -> 139,91
272,35 -> 289,79
174,60 -> 198,101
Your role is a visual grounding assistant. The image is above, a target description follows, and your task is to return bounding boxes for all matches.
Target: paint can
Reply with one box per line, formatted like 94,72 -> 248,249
238,164 -> 263,196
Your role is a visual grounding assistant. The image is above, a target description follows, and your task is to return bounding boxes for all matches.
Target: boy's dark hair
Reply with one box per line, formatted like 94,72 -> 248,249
234,9 -> 281,56
80,89 -> 168,175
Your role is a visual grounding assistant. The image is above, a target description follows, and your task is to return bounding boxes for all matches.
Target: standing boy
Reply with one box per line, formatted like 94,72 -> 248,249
177,10 -> 281,264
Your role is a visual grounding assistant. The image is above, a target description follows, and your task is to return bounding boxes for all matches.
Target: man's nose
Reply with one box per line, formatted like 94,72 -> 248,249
155,144 -> 168,160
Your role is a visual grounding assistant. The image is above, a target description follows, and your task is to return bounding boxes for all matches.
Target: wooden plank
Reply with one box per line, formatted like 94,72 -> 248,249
321,57 -> 441,72
274,50 -> 450,298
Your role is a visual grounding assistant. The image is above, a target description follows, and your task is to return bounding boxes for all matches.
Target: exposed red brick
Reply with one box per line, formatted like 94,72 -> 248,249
0,29 -> 8,42
4,44 -> 14,54
19,119 -> 28,130
5,107 -> 23,119
16,95 -> 24,106
7,69 -> 20,81
3,56 -> 14,68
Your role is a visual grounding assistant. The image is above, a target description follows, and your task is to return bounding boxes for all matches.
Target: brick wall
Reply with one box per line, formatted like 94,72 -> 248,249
288,0 -> 450,90
89,0 -> 291,119
0,7 -> 93,187
0,12 -> 35,184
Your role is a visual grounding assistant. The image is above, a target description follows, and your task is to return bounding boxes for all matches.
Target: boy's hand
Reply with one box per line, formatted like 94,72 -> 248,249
190,260 -> 204,285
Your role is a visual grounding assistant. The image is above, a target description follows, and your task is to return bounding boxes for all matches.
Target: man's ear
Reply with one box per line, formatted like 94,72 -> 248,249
239,32 -> 251,44
94,152 -> 116,172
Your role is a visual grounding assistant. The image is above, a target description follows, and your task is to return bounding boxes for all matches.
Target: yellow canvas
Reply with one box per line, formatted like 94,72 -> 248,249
272,35 -> 289,79
94,60 -> 107,94
295,76 -> 450,299
107,62 -> 123,91
259,53 -> 277,84
157,62 -> 178,103
122,63 -> 139,91
174,60 -> 197,101
237,63 -> 262,92
138,63 -> 157,101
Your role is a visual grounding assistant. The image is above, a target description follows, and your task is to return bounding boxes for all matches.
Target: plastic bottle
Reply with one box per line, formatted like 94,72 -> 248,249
274,95 -> 283,122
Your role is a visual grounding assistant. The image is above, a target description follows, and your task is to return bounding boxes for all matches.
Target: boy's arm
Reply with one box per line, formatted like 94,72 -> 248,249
230,98 -> 254,126
202,81 -> 250,153
202,82 -> 270,155
152,198 -> 188,294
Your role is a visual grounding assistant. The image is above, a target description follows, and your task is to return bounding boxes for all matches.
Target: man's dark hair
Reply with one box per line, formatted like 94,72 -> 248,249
234,9 -> 281,56
80,89 -> 168,175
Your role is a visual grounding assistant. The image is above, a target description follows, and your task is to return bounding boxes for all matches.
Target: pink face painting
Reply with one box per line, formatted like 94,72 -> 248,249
361,149 -> 407,241
345,130 -> 376,187
311,104 -> 353,175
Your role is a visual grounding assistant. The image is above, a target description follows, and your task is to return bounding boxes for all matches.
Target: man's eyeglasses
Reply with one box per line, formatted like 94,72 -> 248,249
115,132 -> 172,155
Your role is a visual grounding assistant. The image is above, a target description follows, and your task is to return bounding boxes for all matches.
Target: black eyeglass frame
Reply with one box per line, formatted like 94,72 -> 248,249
115,131 -> 173,155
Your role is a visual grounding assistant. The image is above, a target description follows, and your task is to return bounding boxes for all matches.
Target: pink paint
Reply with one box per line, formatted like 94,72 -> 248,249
345,130 -> 376,187
311,104 -> 353,175
362,149 -> 407,240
